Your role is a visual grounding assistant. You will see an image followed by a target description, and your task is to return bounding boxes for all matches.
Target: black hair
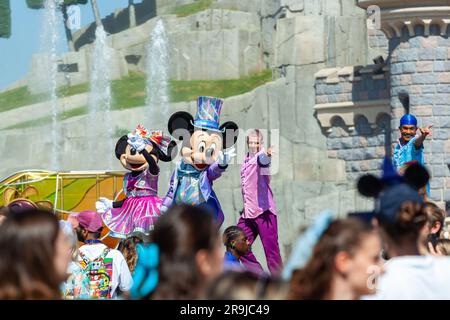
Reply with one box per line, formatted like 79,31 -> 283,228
223,226 -> 245,249
78,225 -> 102,240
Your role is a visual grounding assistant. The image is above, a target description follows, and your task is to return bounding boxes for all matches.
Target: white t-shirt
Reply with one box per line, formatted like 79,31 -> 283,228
368,256 -> 450,300
78,243 -> 133,299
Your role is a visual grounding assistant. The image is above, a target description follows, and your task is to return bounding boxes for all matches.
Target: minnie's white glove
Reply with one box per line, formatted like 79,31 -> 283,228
96,197 -> 113,213
127,133 -> 146,152
159,205 -> 169,214
218,146 -> 236,166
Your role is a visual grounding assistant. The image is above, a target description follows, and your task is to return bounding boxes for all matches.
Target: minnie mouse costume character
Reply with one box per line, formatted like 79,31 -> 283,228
161,96 -> 239,226
96,125 -> 177,238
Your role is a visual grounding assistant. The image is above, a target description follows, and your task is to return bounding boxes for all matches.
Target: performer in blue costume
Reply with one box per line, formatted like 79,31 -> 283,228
393,114 -> 432,198
393,114 -> 432,172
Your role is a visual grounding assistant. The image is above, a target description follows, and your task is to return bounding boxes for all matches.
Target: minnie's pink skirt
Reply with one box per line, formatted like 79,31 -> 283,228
101,195 -> 162,238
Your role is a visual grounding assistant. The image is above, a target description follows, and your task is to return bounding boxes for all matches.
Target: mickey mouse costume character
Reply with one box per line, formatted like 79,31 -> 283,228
96,125 -> 177,239
161,96 -> 239,226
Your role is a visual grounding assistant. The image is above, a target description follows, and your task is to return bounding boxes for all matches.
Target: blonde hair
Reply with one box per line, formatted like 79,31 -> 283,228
436,239 -> 450,256
120,235 -> 144,274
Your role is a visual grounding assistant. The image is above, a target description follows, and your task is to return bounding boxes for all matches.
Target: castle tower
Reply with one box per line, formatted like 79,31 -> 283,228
358,0 -> 450,207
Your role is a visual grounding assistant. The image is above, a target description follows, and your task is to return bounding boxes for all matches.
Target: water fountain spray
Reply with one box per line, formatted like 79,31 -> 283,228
40,0 -> 62,170
88,25 -> 113,169
145,19 -> 169,129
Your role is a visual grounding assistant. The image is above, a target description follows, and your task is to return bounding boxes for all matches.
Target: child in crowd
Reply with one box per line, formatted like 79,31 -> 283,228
238,129 -> 283,276
222,226 -> 250,272
131,204 -> 223,300
287,213 -> 382,300
70,211 -> 133,299
0,209 -> 72,299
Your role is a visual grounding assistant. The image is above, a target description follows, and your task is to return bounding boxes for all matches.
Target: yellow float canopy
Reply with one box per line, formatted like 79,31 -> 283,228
0,170 -> 126,220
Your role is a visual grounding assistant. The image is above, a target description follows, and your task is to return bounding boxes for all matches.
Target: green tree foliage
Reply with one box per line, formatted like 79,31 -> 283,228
0,0 -> 11,38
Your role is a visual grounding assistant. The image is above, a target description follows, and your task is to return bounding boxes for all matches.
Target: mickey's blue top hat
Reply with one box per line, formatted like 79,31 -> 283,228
192,96 -> 224,132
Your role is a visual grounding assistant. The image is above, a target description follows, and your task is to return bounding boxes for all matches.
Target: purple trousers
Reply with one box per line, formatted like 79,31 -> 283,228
237,211 -> 283,276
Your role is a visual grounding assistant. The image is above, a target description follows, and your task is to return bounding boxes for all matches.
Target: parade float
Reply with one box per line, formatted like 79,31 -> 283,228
0,170 -> 126,248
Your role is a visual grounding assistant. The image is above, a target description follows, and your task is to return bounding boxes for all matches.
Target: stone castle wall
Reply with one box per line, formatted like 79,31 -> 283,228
389,27 -> 450,204
314,65 -> 391,181
368,28 -> 388,57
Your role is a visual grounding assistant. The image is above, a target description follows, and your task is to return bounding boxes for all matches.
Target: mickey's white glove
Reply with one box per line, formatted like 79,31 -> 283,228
127,133 -> 146,152
218,146 -> 236,166
96,197 -> 113,213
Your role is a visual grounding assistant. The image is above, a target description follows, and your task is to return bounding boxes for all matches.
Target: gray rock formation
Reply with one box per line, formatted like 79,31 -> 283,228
27,47 -> 129,95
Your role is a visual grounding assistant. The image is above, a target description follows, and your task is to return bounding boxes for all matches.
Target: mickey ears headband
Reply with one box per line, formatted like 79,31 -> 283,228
357,157 -> 430,198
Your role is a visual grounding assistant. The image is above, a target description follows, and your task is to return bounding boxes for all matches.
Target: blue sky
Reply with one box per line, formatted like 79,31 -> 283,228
0,0 -> 133,90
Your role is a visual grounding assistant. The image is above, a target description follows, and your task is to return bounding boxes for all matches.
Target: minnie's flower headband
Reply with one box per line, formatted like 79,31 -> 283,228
132,124 -> 171,154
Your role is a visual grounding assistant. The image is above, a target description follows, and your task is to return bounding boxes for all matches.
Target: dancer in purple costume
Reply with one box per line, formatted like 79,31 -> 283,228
238,129 -> 283,276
